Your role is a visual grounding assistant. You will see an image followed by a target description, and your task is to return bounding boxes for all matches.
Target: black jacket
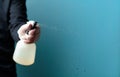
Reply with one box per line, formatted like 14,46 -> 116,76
0,0 -> 27,75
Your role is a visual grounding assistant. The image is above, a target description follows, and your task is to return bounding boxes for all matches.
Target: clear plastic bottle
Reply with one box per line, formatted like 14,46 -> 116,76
13,40 -> 36,66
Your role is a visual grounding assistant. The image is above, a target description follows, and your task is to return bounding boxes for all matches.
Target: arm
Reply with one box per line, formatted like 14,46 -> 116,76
9,0 -> 28,42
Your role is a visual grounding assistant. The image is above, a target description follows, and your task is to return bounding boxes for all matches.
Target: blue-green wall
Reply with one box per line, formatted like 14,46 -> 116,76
17,0 -> 120,77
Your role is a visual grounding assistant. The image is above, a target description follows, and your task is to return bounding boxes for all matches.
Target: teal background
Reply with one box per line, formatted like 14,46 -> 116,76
17,0 -> 120,77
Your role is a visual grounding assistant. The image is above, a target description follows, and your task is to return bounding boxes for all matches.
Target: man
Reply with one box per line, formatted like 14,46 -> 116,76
0,0 -> 40,77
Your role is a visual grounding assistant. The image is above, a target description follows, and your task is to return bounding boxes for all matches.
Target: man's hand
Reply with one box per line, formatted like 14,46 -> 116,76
17,21 -> 40,43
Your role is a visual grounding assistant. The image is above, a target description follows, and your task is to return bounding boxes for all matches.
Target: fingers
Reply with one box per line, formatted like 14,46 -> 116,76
28,26 -> 40,35
24,28 -> 40,44
23,33 -> 40,43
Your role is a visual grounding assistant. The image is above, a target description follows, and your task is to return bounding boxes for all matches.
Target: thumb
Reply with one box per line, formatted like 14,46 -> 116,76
17,23 -> 32,39
25,24 -> 33,34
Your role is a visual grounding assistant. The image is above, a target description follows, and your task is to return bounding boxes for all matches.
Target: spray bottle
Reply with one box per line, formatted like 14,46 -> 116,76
13,21 -> 37,66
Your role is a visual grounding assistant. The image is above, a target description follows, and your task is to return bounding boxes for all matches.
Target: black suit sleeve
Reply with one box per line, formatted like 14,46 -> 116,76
9,0 -> 28,42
